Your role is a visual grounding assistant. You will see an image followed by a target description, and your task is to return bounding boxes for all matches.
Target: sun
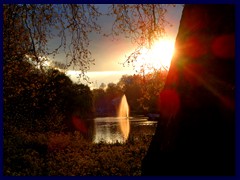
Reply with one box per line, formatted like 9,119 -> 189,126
134,37 -> 175,73
151,38 -> 175,68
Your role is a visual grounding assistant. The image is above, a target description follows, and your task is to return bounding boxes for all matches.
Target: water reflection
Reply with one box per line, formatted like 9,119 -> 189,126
93,117 -> 157,144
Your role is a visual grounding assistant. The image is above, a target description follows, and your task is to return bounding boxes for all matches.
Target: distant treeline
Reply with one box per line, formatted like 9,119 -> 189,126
92,69 -> 168,117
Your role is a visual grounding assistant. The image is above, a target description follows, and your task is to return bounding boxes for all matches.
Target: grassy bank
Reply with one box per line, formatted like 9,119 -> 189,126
4,123 -> 156,176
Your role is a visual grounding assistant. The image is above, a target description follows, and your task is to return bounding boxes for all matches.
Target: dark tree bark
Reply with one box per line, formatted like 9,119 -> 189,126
142,4 -> 235,176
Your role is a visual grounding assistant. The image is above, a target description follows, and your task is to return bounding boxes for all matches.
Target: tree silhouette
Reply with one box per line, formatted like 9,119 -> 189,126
142,4 -> 235,175
3,4 -> 172,73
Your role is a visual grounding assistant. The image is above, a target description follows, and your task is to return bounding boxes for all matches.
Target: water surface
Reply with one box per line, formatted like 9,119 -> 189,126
93,116 -> 157,143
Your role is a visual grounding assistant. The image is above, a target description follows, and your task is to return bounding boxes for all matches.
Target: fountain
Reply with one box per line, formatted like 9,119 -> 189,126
117,94 -> 130,141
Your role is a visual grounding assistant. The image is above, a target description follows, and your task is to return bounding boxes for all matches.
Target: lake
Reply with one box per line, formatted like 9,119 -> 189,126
93,116 -> 157,143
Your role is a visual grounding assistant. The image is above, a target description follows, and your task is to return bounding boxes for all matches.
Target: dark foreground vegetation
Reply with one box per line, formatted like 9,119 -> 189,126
4,122 -> 155,176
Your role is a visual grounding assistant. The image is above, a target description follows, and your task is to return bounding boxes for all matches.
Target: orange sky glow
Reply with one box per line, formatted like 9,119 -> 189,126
49,5 -> 184,89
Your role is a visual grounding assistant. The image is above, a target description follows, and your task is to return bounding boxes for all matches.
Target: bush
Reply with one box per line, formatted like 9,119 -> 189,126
4,124 -> 155,176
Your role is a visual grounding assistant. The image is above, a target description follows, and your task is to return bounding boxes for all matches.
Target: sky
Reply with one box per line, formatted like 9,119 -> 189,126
54,4 -> 184,89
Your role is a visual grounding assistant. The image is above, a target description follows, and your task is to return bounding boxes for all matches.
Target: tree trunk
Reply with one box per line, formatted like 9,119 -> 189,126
142,4 -> 235,176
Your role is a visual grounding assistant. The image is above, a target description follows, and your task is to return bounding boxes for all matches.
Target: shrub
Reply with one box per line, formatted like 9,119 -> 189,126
4,124 -> 155,176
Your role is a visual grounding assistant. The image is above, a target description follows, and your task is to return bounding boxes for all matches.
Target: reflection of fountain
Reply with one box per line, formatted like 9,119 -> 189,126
117,94 -> 130,141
